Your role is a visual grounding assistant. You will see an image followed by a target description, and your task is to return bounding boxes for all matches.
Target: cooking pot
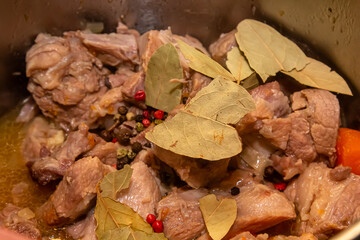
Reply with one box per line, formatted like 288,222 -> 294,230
0,0 -> 359,239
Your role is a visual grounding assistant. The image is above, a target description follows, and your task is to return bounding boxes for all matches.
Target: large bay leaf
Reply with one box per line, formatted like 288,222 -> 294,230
235,19 -> 309,82
145,43 -> 184,112
225,46 -> 254,83
282,57 -> 352,95
100,226 -> 167,240
145,111 -> 242,160
177,39 -> 235,81
199,194 -> 237,240
100,164 -> 133,199
185,77 -> 255,124
94,196 -> 153,238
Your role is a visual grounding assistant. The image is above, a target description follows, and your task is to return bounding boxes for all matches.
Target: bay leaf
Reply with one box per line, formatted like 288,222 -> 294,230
94,196 -> 153,238
235,19 -> 309,82
100,226 -> 167,240
282,57 -> 352,95
185,77 -> 255,124
199,194 -> 237,240
145,43 -> 184,112
225,46 -> 254,83
145,110 -> 242,160
100,164 -> 133,199
177,39 -> 235,81
240,73 -> 260,90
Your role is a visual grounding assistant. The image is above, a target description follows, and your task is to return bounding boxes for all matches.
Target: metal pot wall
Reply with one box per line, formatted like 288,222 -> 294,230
0,0 -> 359,118
0,1 -> 359,239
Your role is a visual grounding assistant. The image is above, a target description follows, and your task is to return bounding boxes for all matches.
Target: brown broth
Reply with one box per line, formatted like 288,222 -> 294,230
0,108 -> 72,239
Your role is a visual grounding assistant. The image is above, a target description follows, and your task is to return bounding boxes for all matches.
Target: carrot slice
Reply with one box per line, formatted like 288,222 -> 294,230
336,128 -> 360,175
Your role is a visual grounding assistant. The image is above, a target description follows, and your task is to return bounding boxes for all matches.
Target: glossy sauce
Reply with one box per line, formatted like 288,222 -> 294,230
0,108 -> 72,239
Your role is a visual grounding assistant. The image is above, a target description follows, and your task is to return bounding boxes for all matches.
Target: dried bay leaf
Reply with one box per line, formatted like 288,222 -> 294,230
145,111 -> 242,160
236,19 -> 309,82
185,77 -> 255,124
145,43 -> 184,112
94,196 -> 155,239
100,226 -> 167,240
282,58 -> 352,95
240,73 -> 260,90
199,194 -> 237,240
177,39 -> 235,81
100,164 -> 133,199
226,46 -> 254,83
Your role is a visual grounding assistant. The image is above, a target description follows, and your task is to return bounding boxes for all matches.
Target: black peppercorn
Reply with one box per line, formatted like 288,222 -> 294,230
231,187 -> 240,196
119,114 -> 127,124
144,142 -> 151,148
135,115 -> 144,122
131,142 -> 143,153
118,106 -> 128,115
116,156 -> 129,170
182,97 -> 188,104
116,128 -> 132,145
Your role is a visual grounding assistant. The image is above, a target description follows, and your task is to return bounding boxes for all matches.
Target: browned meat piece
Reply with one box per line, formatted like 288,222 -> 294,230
121,71 -> 146,108
138,30 -> 167,71
182,72 -> 212,101
285,163 -> 360,238
78,31 -> 139,66
153,145 -> 230,188
209,30 -> 237,66
83,141 -> 119,165
291,89 -> 340,163
259,118 -> 292,150
22,117 -> 64,166
16,97 -> 39,123
107,65 -> 136,88
116,161 -> 161,219
26,32 -> 109,130
214,183 -> 296,239
271,154 -> 305,180
157,188 -> 208,240
236,81 -> 290,134
269,234 -> 318,240
26,34 -> 70,89
285,112 -> 317,163
29,123 -> 100,184
39,156 -> 114,225
138,29 -> 208,74
11,182 -> 30,205
66,209 -> 96,240
0,204 -> 41,240
90,87 -> 124,117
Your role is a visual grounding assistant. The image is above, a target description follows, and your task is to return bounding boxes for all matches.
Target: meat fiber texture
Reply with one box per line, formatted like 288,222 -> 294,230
235,81 -> 340,180
285,163 -> 360,238
0,204 -> 41,240
22,117 -> 118,184
39,156 -> 114,226
157,183 -> 296,240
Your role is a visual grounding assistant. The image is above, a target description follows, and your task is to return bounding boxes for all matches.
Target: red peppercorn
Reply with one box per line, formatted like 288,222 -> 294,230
274,182 -> 287,191
154,110 -> 164,119
134,90 -> 145,101
142,118 -> 151,128
111,164 -> 117,168
152,220 -> 163,233
112,138 -> 118,143
146,214 -> 156,224
143,110 -> 150,119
